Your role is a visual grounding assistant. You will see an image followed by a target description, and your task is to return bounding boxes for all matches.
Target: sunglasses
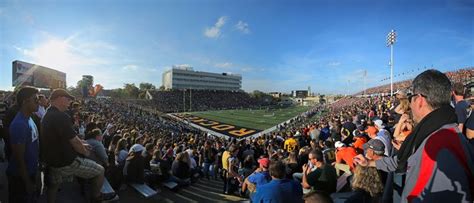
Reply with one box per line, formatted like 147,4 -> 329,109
408,93 -> 427,103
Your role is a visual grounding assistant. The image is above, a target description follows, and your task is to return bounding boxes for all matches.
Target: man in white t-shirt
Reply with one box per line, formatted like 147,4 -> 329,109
34,94 -> 49,119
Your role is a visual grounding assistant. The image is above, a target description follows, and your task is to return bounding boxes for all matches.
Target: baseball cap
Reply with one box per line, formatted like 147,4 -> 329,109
258,158 -> 270,168
334,141 -> 345,148
50,89 -> 75,100
373,119 -> 385,129
129,144 -> 145,153
363,139 -> 385,153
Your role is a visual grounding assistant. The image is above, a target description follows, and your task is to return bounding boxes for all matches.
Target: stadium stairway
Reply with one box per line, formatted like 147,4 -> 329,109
154,178 -> 249,203
0,160 -> 248,203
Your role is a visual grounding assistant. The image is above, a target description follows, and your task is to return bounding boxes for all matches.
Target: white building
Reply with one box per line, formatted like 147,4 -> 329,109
162,65 -> 242,91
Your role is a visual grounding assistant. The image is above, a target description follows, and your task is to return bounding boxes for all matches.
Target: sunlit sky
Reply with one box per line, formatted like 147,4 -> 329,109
0,0 -> 473,94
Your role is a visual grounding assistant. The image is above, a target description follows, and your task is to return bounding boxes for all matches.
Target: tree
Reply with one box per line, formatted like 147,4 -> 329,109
139,82 -> 156,91
110,88 -> 126,98
159,85 -> 166,91
124,83 -> 139,98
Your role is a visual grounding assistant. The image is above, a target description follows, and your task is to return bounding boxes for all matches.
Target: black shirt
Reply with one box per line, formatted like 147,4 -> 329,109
342,121 -> 357,135
41,106 -> 78,167
306,163 -> 337,195
455,100 -> 470,124
125,155 -> 145,184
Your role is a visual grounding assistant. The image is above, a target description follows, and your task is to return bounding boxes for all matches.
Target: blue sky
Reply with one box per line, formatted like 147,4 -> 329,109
0,0 -> 473,94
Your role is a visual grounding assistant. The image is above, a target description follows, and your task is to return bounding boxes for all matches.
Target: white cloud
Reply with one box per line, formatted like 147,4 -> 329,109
122,64 -> 138,71
216,16 -> 226,27
215,62 -> 233,68
204,16 -> 227,38
235,20 -> 250,34
328,61 -> 341,66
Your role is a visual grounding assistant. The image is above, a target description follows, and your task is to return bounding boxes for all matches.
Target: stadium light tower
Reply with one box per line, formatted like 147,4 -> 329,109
387,29 -> 397,96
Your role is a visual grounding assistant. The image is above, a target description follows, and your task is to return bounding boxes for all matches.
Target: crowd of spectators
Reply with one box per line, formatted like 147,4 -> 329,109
0,69 -> 473,203
359,67 -> 473,96
136,89 -> 263,113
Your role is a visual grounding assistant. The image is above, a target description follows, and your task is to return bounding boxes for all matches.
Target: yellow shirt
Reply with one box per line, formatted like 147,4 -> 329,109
222,151 -> 231,170
284,138 -> 297,152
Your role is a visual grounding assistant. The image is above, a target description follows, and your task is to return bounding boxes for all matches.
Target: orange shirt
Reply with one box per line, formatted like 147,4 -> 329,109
365,126 -> 378,137
336,147 -> 358,170
353,137 -> 367,151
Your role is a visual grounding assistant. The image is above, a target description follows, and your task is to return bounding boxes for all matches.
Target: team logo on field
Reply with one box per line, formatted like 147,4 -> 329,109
172,113 -> 262,138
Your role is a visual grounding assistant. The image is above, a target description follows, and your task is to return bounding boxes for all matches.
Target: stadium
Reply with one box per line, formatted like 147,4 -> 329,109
1,1 -> 474,203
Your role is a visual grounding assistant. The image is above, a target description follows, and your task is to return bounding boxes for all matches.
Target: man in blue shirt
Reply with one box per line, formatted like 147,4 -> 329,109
7,86 -> 40,203
241,158 -> 271,198
252,160 -> 303,203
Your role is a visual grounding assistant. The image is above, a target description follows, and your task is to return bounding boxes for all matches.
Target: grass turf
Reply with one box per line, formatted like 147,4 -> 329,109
188,106 -> 311,130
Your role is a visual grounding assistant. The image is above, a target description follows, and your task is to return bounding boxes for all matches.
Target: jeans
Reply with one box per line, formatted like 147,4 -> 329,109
293,172 -> 303,182
222,169 -> 228,193
202,162 -> 215,179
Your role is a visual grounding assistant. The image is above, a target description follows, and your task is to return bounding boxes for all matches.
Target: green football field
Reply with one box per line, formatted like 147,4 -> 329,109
188,106 -> 312,130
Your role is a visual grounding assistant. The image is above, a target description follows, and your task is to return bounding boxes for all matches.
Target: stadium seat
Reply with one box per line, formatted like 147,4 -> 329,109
101,178 -> 119,202
163,181 -> 178,190
129,183 -> 158,198
101,178 -> 116,196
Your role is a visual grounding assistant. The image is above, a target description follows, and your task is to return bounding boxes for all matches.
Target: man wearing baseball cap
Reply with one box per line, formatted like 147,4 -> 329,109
41,89 -> 108,203
373,119 -> 392,156
242,157 -> 271,198
363,139 -> 386,161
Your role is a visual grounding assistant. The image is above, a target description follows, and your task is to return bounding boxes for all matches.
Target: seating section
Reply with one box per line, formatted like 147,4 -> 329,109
137,89 -> 263,113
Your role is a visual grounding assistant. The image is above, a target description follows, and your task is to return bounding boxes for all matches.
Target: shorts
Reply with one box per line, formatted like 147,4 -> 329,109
47,157 -> 104,186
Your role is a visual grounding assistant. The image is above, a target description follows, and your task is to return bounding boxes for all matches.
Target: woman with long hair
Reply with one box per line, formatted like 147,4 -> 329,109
114,139 -> 128,167
345,165 -> 384,203
171,152 -> 191,186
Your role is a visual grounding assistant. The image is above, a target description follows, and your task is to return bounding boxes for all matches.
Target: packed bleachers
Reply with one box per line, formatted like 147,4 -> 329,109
358,67 -> 474,95
1,68 -> 473,202
138,89 -> 263,113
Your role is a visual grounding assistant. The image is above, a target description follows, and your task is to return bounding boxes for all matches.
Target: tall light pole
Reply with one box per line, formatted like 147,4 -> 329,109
387,29 -> 397,96
363,70 -> 367,96
183,89 -> 186,112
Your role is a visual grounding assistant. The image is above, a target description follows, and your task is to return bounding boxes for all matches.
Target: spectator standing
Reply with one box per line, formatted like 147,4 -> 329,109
34,94 -> 48,119
464,98 -> 474,143
372,119 -> 392,156
201,141 -> 218,180
284,133 -> 298,153
452,82 -> 470,132
7,87 -> 40,203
